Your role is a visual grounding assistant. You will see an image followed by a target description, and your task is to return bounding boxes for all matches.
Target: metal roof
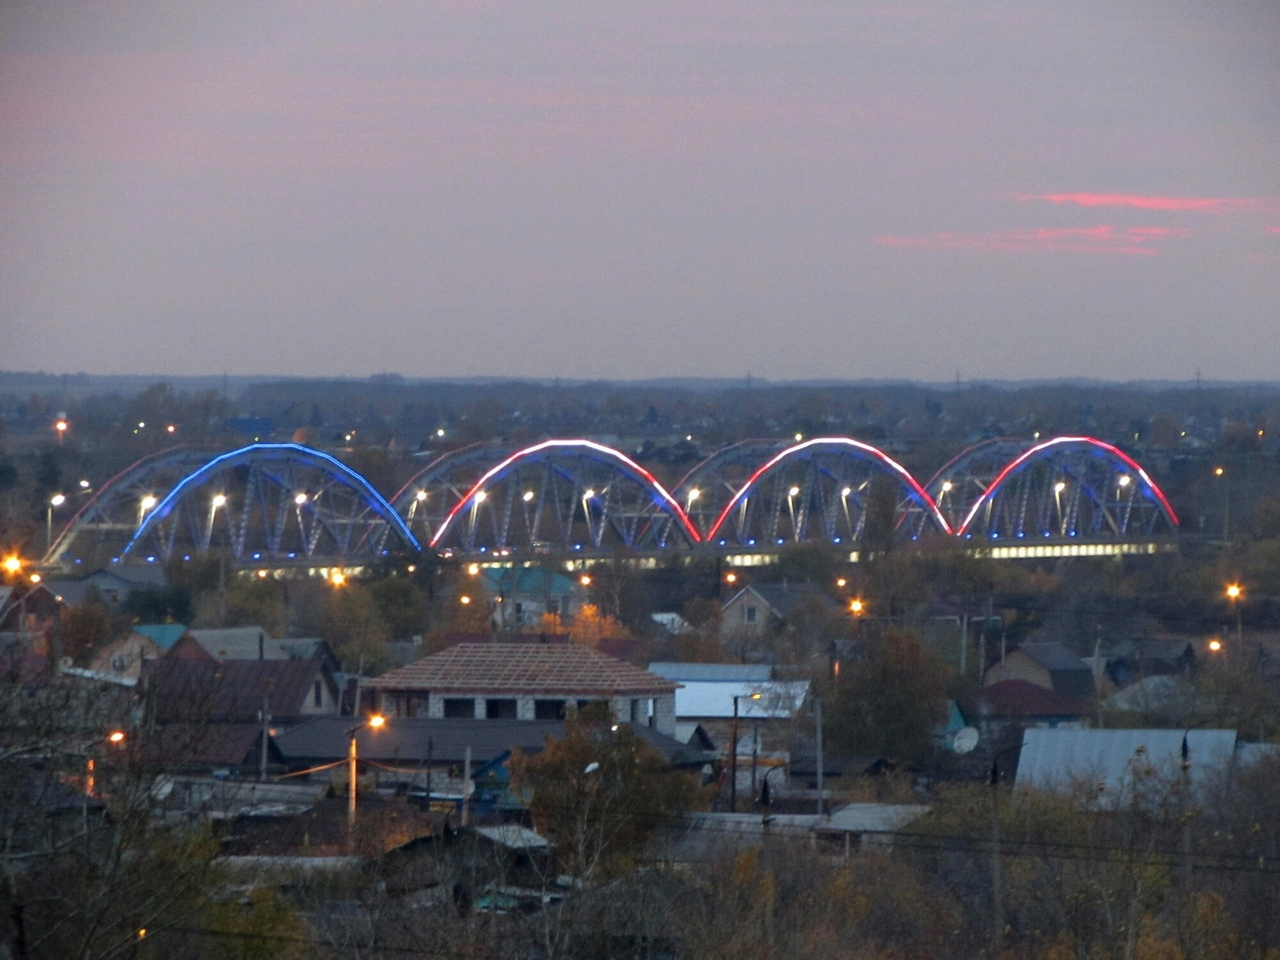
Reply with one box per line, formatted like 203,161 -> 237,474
673,680 -> 810,719
1016,727 -> 1238,802
648,662 -> 772,683
815,803 -> 931,834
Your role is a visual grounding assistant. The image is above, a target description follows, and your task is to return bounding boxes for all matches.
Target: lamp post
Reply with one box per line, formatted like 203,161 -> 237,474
348,714 -> 386,828
1226,583 -> 1243,653
47,494 -> 66,553
729,691 -> 762,812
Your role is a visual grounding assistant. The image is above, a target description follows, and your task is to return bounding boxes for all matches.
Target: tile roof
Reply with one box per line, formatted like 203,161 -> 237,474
367,643 -> 677,696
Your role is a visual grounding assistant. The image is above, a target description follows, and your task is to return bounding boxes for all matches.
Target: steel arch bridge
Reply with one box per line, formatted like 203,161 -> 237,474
925,437 -> 1034,534
390,442 -> 512,548
47,443 -> 419,572
699,438 -> 952,550
428,439 -> 700,556
42,434 -> 1178,570
956,437 -> 1179,544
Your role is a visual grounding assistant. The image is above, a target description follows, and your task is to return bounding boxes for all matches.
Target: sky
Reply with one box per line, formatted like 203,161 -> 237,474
2,0 -> 1278,382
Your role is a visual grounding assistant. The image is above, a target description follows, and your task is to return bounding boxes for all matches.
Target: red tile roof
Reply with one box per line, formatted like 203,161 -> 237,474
368,643 -> 677,696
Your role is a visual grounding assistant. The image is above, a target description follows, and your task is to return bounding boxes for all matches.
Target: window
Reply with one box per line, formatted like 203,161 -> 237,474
485,698 -> 517,719
515,602 -> 525,624
745,605 -> 757,623
547,599 -> 559,615
313,680 -> 322,708
444,698 -> 475,718
629,699 -> 640,723
535,699 -> 566,720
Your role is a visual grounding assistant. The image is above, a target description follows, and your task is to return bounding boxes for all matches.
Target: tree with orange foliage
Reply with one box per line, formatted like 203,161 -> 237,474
567,603 -> 630,649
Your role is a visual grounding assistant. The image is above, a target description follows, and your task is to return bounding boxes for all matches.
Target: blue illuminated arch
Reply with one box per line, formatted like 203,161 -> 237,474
121,443 -> 420,558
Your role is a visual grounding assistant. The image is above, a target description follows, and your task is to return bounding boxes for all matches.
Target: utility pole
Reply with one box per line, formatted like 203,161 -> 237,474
815,696 -> 824,817
259,695 -> 271,781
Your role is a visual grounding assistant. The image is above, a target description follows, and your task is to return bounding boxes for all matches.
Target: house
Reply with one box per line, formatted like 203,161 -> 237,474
480,567 -> 588,629
139,657 -> 342,725
811,803 -> 932,857
168,627 -> 339,672
983,642 -> 1095,700
1106,639 -> 1197,688
721,584 -> 843,637
43,567 -> 167,611
662,676 -> 810,753
87,629 -> 166,682
367,643 -> 679,736
962,680 -> 1088,757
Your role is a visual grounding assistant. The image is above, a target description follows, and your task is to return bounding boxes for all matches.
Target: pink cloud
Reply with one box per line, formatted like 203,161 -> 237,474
876,224 -> 1191,255
1017,193 -> 1271,215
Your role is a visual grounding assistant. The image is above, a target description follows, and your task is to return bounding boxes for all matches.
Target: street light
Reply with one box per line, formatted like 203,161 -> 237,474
730,691 -> 763,812
348,714 -> 386,827
1226,583 -> 1244,651
47,493 -> 67,552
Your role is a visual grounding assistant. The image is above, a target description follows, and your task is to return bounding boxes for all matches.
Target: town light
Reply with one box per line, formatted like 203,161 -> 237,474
579,574 -> 592,587
140,495 -> 158,512
1208,638 -> 1222,652
725,571 -> 737,584
459,595 -> 471,605
416,489 -> 428,501
2,556 -> 22,575
467,562 -> 480,576
850,599 -> 864,616
522,490 -> 535,502
941,481 -> 953,493
211,494 -> 227,508
836,578 -> 846,588
1118,475 -> 1131,487
474,491 -> 487,503
1226,583 -> 1242,601
294,492 -> 308,505
330,570 -> 346,586
50,494 -> 66,507
1053,482 -> 1066,494
107,731 -> 126,744
788,486 -> 800,497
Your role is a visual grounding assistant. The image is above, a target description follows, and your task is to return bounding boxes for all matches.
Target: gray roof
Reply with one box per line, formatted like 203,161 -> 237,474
814,803 -> 931,835
274,716 -> 567,766
472,824 -> 551,850
1016,727 -> 1238,802
648,662 -> 772,683
187,628 -> 329,663
652,812 -> 822,863
1015,642 -> 1092,674
728,583 -> 841,619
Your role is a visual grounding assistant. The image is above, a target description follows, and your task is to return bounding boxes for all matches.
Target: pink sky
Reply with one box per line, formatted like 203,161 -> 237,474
2,0 -> 1278,381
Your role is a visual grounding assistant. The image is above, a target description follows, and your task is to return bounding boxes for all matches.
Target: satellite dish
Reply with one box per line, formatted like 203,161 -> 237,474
952,727 -> 979,755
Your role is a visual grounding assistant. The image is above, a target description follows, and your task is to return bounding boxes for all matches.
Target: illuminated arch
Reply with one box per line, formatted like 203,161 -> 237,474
44,446 -> 216,571
673,439 -> 792,540
924,438 -> 1034,534
957,436 -> 1178,541
429,439 -> 699,555
390,442 -> 511,546
705,437 -> 951,548
120,443 -> 419,566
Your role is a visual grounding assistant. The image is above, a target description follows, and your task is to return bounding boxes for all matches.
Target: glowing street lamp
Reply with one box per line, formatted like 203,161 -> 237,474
850,599 -> 864,616
330,570 -> 346,587
348,714 -> 386,827
47,493 -> 67,552
1208,638 -> 1223,653
2,556 -> 22,578
1226,583 -> 1244,649
579,574 -> 592,587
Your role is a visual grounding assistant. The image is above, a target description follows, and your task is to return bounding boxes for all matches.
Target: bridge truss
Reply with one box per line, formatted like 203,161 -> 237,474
957,437 -> 1179,543
429,440 -> 700,557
